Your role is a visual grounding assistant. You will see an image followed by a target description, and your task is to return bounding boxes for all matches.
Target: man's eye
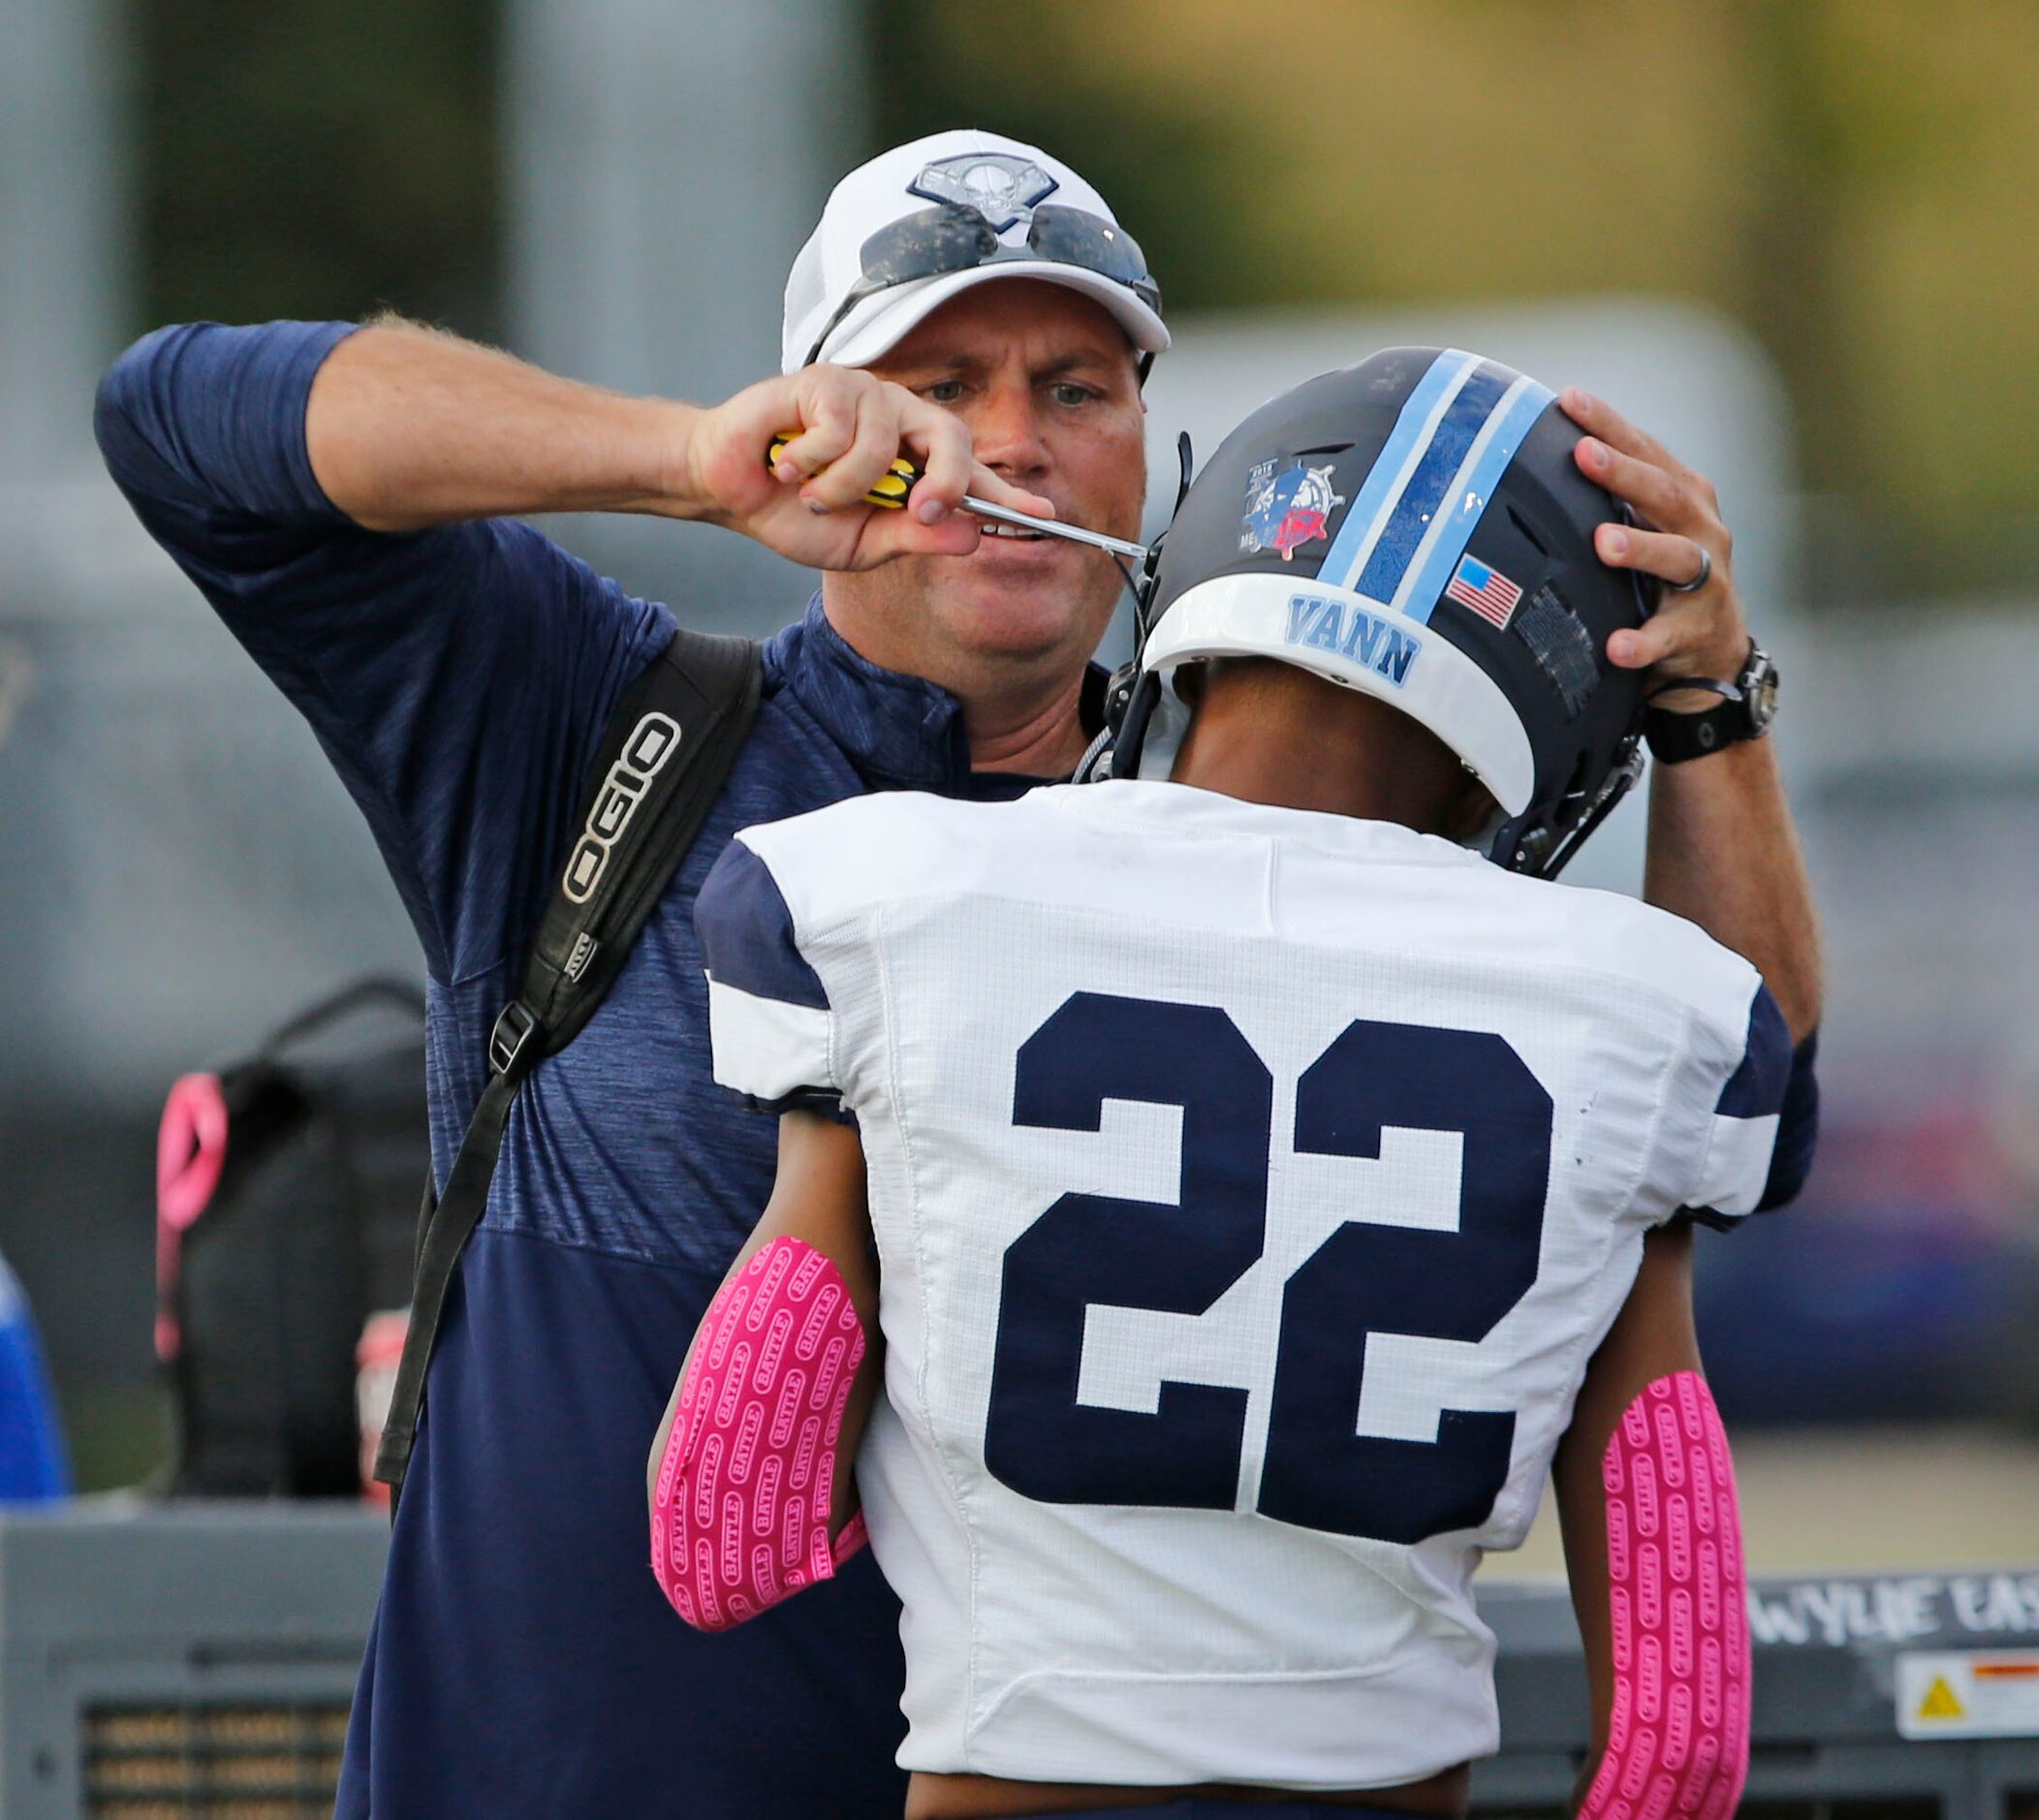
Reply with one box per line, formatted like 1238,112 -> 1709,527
1050,382 -> 1094,407
925,380 -> 966,404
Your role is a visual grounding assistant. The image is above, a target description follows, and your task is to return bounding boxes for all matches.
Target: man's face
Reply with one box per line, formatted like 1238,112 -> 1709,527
823,278 -> 1146,697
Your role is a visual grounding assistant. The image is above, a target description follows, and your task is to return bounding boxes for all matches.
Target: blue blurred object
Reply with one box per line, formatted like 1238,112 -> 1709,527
0,1252 -> 70,1501
1694,1103 -> 2039,1427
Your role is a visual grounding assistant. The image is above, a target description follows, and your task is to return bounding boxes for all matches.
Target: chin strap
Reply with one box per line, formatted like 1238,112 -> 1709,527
1531,730 -> 1647,879
1071,722 -> 1116,785
1082,428 -> 1189,792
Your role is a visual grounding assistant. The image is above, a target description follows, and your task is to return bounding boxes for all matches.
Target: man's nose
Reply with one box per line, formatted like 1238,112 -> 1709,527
969,381 -> 1051,485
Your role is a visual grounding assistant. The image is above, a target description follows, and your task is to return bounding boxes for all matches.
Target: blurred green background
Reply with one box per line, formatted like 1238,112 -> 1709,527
9,0 -> 2026,1513
137,0 -> 2039,606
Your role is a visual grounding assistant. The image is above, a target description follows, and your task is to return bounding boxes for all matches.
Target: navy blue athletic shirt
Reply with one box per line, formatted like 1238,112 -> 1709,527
95,320 -> 1056,1817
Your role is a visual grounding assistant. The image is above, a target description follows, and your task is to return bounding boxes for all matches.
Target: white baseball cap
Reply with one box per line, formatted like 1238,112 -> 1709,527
780,129 -> 1170,374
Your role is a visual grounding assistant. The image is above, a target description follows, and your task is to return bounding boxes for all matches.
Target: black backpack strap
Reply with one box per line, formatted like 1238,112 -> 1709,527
373,628 -> 763,1504
257,976 -> 427,1060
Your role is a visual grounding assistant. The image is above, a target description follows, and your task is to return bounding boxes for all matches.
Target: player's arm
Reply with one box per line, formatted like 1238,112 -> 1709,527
304,316 -> 1049,567
1559,388 -> 1822,1046
1553,1223 -> 1750,1820
645,1109 -> 882,1632
652,828 -> 886,1631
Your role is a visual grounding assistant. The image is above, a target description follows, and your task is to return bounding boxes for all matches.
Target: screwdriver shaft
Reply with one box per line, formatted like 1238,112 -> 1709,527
766,432 -> 1148,565
961,496 -> 1149,564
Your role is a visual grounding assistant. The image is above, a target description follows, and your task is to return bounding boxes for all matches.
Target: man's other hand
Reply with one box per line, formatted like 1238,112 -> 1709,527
1561,388 -> 1750,704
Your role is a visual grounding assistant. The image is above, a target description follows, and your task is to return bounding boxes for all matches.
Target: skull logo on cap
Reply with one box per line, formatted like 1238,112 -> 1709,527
909,153 -> 1060,234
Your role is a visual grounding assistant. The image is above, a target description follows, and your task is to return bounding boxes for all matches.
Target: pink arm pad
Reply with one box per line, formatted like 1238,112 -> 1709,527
651,1237 -> 869,1632
1581,1370 -> 1750,1820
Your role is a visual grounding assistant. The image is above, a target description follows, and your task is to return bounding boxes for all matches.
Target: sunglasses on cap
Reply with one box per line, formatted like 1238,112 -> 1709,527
805,201 -> 1162,368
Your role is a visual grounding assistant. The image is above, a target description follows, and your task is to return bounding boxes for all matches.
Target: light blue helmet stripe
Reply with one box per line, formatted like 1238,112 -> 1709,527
1394,373 -> 1554,624
1352,362 -> 1512,606
1316,349 -> 1480,594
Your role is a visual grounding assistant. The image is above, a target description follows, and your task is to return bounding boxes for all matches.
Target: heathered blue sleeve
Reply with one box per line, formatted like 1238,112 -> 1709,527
95,321 -> 674,984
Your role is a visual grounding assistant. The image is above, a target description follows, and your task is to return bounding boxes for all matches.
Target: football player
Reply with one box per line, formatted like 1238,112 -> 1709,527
651,349 -> 1818,1819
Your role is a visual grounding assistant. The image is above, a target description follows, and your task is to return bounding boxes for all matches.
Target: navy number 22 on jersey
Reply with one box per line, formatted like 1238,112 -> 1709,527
984,990 -> 1553,1545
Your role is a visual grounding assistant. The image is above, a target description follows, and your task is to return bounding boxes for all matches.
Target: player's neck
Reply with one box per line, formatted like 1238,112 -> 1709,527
1171,730 -> 1436,829
1169,662 -> 1472,836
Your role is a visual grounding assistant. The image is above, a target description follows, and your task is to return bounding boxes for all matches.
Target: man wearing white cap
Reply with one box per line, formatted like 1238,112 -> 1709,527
97,124 -> 1814,1817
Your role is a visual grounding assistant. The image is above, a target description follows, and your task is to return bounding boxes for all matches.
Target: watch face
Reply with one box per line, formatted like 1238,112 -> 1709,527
1743,648 -> 1779,731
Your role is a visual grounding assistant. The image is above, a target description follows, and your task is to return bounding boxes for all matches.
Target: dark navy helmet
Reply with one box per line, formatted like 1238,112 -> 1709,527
1110,347 -> 1655,877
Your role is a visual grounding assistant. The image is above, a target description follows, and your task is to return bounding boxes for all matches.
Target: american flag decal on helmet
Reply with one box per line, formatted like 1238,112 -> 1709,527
1444,555 -> 1524,629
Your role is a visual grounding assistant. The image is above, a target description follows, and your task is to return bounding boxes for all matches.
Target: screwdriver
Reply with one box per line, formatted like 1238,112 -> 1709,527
767,434 -> 1149,566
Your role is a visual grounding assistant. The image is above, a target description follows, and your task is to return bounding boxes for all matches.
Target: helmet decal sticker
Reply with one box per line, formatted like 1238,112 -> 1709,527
908,153 -> 1059,233
1284,593 -> 1422,687
1241,458 -> 1345,561
1443,554 -> 1524,629
1514,585 -> 1601,717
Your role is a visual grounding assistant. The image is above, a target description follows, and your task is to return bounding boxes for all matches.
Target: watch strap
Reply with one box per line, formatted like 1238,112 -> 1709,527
1643,641 -> 1776,765
1644,689 -> 1746,763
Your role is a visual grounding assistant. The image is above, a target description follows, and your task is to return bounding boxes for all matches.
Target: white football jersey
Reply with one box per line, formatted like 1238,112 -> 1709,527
694,779 -> 1789,1791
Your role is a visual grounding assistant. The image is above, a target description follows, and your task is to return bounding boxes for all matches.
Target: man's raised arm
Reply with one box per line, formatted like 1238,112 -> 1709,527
1560,388 -> 1823,1045
302,319 -> 696,532
303,317 -> 1050,562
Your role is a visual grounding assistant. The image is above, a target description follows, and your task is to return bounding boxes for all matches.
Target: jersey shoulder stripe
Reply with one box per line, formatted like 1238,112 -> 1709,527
695,835 -> 836,1111
1716,983 -> 1792,1118
1686,981 -> 1793,1225
694,836 -> 829,1010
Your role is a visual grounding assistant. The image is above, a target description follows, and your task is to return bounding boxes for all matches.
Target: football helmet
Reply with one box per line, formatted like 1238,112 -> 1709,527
1109,348 -> 1655,877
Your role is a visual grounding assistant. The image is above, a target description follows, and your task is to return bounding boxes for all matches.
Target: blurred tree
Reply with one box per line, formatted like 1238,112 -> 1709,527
871,0 -> 2039,605
122,0 -> 2039,600
133,0 -> 498,337
1737,2 -> 2039,597
874,6 -> 1750,328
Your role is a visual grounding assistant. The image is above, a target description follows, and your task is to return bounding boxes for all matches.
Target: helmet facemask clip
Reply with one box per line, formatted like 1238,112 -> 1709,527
1523,726 -> 1647,879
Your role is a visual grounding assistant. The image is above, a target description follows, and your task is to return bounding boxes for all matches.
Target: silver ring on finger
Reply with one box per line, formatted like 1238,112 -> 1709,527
1666,544 -> 1711,594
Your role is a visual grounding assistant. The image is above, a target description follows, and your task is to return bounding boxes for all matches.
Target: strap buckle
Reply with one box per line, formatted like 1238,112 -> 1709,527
487,1000 -> 544,1078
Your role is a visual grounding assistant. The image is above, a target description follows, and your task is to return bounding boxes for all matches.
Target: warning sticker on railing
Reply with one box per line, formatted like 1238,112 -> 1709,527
1897,1649 -> 2039,1739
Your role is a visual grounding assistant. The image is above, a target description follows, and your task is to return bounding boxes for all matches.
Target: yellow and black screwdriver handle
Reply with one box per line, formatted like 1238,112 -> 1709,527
767,433 -> 919,510
765,431 -> 1154,565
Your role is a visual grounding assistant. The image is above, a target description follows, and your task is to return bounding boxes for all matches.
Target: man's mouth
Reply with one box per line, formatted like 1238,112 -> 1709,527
980,521 -> 1052,543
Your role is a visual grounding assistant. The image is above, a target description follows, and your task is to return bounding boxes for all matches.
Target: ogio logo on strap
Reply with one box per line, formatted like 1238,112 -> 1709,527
563,712 -> 682,904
